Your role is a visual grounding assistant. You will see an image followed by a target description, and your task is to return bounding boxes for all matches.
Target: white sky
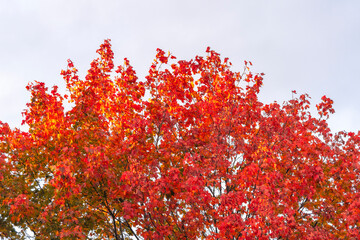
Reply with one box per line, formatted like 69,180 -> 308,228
1,0 -> 359,133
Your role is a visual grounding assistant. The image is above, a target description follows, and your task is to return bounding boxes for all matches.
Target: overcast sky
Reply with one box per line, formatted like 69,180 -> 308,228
1,0 -> 359,133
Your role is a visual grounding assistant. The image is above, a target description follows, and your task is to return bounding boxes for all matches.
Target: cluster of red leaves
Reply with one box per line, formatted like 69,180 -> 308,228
0,40 -> 359,239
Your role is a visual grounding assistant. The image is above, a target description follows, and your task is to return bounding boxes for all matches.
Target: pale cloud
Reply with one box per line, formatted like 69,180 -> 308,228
0,0 -> 359,132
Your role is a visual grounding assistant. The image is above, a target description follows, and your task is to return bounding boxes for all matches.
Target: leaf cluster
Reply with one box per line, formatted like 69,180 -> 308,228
0,40 -> 359,239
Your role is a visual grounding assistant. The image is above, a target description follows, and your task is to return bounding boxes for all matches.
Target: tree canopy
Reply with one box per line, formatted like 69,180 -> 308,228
0,40 -> 359,239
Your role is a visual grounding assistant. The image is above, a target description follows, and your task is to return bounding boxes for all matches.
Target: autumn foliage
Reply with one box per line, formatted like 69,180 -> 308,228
1,40 -> 359,239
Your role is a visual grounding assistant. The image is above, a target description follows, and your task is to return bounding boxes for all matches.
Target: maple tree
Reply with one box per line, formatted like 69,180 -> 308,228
1,40 -> 359,239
